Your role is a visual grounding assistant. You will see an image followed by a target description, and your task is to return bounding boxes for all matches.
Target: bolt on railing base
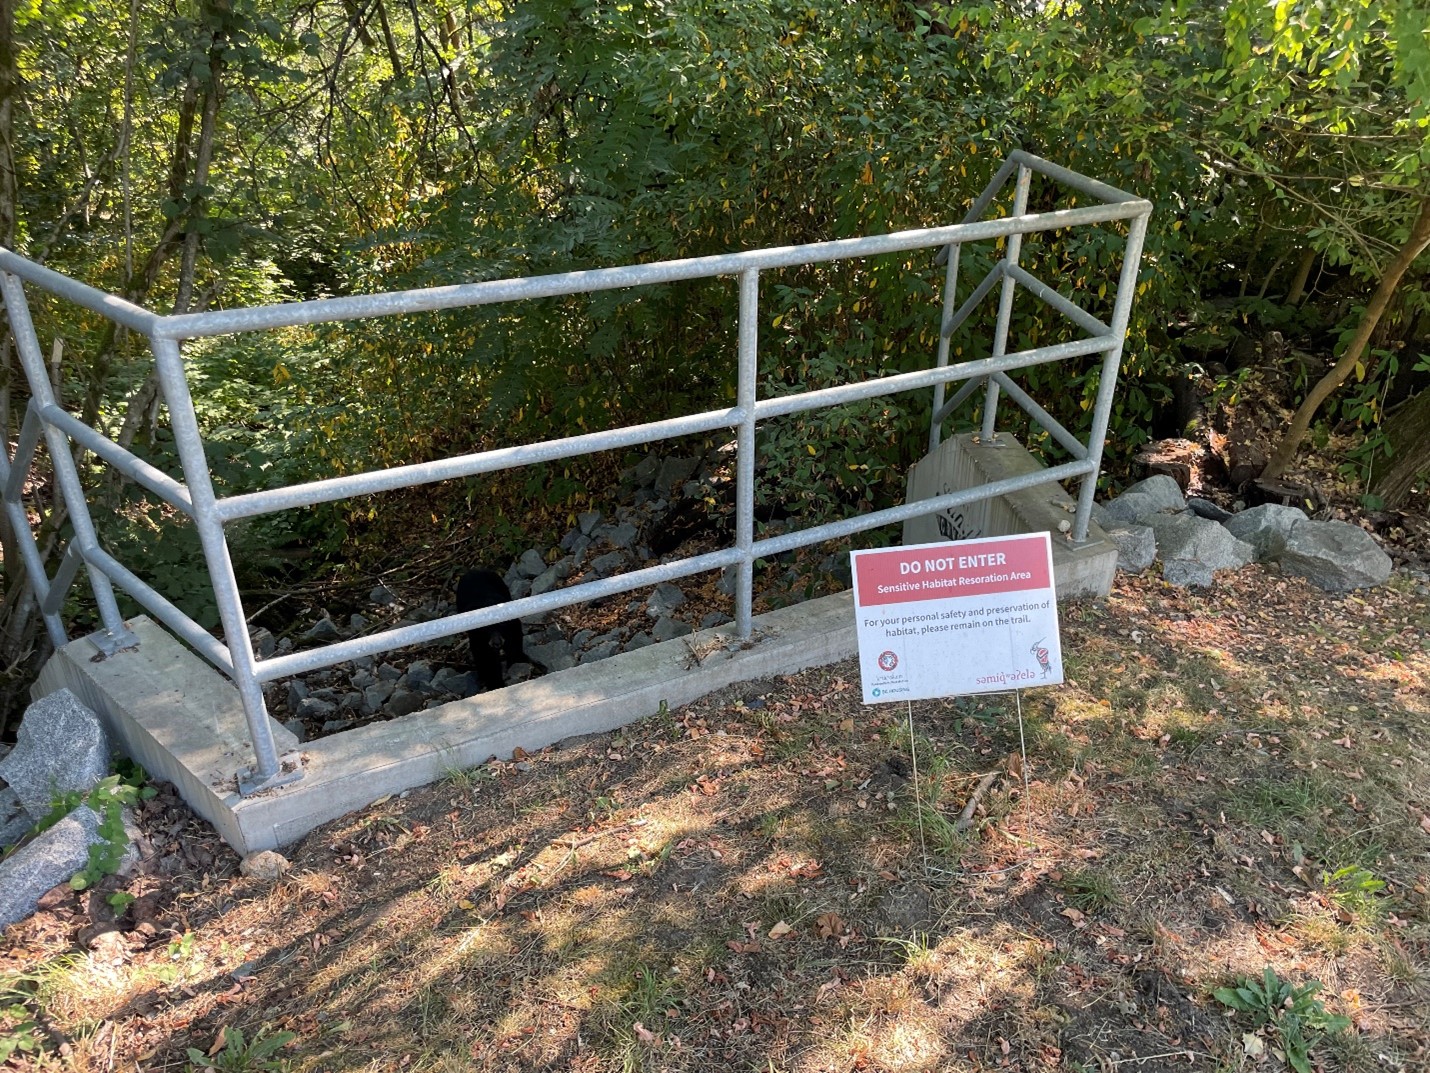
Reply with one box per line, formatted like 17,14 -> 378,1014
237,751 -> 305,797
87,623 -> 141,658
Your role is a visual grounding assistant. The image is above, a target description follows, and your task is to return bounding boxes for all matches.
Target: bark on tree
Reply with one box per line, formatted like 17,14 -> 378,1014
1372,388 -> 1430,509
1263,197 -> 1430,479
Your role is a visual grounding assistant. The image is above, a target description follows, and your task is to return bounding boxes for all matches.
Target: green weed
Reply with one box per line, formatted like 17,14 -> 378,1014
1213,967 -> 1349,1073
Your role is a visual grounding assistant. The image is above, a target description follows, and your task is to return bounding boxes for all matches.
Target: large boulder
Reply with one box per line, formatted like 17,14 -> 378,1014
0,689 -> 109,818
1147,512 -> 1254,588
1101,491 -> 1166,526
1105,524 -> 1157,574
0,808 -> 100,929
1223,503 -> 1308,562
1279,520 -> 1392,592
1120,475 -> 1188,514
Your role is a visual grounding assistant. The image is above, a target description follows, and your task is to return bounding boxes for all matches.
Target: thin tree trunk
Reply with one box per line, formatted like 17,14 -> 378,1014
1372,388 -> 1430,509
1263,198 -> 1430,479
1285,245 -> 1316,306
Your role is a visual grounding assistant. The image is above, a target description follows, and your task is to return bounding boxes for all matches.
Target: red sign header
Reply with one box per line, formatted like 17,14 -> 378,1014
853,533 -> 1053,606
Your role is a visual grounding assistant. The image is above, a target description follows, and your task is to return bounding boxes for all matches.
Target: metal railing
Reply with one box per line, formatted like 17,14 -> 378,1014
0,150 -> 1150,793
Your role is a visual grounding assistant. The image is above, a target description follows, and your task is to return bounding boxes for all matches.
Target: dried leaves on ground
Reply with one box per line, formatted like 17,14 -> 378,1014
2,566 -> 1428,1072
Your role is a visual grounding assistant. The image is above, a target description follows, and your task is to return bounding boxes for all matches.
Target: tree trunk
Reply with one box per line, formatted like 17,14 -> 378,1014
1262,197 -> 1430,479
1372,388 -> 1430,509
1285,245 -> 1316,306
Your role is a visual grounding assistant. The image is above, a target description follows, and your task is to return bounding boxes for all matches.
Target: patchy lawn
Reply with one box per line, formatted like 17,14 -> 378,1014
3,567 -> 1428,1073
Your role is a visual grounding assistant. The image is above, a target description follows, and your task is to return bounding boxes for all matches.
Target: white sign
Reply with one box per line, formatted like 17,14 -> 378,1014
850,533 -> 1064,704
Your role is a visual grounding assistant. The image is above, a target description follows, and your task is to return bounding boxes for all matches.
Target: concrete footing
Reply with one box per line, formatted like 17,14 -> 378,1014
35,596 -> 857,854
904,432 -> 1118,599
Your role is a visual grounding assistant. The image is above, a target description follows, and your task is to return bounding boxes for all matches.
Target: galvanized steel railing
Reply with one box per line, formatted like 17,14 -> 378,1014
0,150 -> 1150,793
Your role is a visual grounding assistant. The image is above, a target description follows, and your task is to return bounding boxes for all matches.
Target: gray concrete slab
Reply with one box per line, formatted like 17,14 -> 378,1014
34,594 -> 857,854
904,432 -> 1118,599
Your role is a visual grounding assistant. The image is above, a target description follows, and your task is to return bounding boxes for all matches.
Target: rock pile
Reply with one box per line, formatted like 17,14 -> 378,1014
269,452 -> 758,739
0,690 -> 130,929
1096,475 -> 1394,591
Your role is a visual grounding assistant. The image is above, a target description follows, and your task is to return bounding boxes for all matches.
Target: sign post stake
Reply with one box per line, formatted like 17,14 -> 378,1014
852,533 -> 1063,873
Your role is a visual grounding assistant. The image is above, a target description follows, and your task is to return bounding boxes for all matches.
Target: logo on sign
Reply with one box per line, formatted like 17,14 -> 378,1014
877,650 -> 899,672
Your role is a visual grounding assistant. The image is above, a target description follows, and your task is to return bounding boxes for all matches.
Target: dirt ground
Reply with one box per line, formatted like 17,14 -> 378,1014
2,562 -> 1428,1073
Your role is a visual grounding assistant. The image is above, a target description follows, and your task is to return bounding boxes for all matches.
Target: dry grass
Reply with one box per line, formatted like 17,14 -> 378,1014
2,566 -> 1427,1072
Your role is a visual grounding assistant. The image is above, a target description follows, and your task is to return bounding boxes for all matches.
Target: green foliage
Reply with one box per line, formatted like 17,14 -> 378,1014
1322,865 -> 1386,919
186,1025 -> 296,1073
1213,967 -> 1351,1073
24,764 -> 156,891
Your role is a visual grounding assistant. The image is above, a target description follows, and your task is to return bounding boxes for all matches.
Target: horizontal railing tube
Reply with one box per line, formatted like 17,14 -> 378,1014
753,458 -> 1097,559
157,201 -> 1149,340
217,406 -> 743,523
0,248 -> 161,336
988,371 -> 1088,459
755,334 -> 1112,422
255,548 -> 744,682
41,405 -> 194,513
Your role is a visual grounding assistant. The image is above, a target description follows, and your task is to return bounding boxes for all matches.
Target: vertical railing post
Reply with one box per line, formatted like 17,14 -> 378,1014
1073,211 -> 1151,541
980,164 -> 1032,443
0,272 -> 135,653
148,335 -> 295,791
735,268 -> 759,639
930,243 -> 962,452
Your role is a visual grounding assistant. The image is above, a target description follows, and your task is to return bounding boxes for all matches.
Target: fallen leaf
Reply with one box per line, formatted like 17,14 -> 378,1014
768,920 -> 794,939
1060,907 -> 1085,925
632,1022 -> 659,1045
816,912 -> 847,939
1243,1032 -> 1265,1058
511,746 -> 529,761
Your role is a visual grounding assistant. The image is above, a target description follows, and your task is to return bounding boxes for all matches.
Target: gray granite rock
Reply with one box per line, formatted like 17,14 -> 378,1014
589,551 -> 627,577
370,583 -> 398,605
578,511 -> 602,536
646,583 -> 686,618
1147,512 -> 1254,587
626,632 -> 653,651
527,639 -> 577,672
302,616 -> 342,643
296,697 -> 336,721
1186,497 -> 1233,523
286,680 -> 310,708
281,719 -> 307,743
320,719 -> 354,734
349,613 -> 369,632
652,617 -> 693,642
1,786 -> 32,849
1105,524 -> 1157,573
250,627 -> 277,659
717,566 -> 739,596
386,690 -> 425,718
364,681 -> 396,711
402,661 -> 434,690
700,612 -> 730,629
508,576 -> 532,599
0,690 -> 109,817
0,807 -> 99,929
1101,491 -> 1166,526
1121,475 -> 1187,514
531,564 -> 566,596
627,453 -> 661,488
596,521 -> 639,550
377,662 -> 403,682
516,549 -> 548,579
350,670 -> 376,690
655,456 -> 700,496
1280,520 -> 1392,591
579,641 -> 621,664
1223,503 -> 1308,562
